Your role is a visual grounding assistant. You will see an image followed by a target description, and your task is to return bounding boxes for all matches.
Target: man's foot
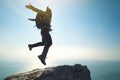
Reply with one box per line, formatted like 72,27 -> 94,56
28,44 -> 32,51
38,55 -> 46,65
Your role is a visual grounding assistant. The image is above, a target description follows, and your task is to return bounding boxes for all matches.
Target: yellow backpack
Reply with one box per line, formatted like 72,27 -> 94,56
35,7 -> 52,30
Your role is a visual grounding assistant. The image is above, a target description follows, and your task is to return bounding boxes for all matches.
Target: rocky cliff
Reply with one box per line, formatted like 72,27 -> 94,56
5,64 -> 91,80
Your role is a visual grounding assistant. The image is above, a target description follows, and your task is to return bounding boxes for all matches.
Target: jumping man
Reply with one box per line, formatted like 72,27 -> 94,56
25,4 -> 52,65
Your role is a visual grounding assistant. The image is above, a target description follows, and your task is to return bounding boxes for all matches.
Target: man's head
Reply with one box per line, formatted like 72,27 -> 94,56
46,6 -> 51,13
46,6 -> 52,18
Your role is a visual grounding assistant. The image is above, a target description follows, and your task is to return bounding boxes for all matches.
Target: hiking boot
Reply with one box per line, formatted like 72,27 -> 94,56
28,44 -> 32,51
38,55 -> 46,65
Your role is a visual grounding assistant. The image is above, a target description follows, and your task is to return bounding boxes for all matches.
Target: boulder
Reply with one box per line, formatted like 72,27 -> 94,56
5,64 -> 91,80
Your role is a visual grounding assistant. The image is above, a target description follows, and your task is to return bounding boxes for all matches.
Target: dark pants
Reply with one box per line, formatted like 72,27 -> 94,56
31,29 -> 52,58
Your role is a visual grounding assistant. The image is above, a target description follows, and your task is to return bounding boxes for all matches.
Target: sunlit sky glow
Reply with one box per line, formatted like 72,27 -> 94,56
0,0 -> 120,68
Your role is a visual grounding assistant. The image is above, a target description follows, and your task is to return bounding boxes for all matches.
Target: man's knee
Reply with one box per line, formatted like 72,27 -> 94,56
47,41 -> 52,47
49,41 -> 52,46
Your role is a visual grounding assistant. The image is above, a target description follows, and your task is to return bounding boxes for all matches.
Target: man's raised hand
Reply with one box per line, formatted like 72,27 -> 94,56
25,4 -> 33,9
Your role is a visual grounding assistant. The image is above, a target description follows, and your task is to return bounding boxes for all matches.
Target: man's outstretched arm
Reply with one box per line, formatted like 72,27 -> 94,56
28,18 -> 36,21
25,4 -> 44,13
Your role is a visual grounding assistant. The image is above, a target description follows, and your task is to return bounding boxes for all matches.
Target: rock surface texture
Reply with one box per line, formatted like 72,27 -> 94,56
5,64 -> 91,80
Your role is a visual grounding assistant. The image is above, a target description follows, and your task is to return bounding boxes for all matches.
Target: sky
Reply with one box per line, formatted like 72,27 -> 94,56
0,0 -> 120,67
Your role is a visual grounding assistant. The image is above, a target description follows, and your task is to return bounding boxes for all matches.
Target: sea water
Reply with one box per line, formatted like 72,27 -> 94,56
86,61 -> 120,80
0,60 -> 120,80
0,60 -> 27,80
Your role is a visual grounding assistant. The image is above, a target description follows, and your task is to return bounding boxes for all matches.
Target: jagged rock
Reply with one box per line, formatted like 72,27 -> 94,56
5,64 -> 91,80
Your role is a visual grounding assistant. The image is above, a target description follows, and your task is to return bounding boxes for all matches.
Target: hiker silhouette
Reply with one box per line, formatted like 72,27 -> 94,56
25,4 -> 52,65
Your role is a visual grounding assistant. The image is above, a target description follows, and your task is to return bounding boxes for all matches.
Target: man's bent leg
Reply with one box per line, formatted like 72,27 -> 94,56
39,31 -> 52,65
38,42 -> 52,65
41,42 -> 52,58
28,42 -> 45,51
41,31 -> 52,58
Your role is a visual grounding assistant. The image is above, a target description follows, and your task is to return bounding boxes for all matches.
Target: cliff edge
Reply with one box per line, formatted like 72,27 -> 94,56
5,64 -> 91,80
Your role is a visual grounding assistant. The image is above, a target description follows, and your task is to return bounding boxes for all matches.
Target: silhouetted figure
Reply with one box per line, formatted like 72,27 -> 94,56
25,4 -> 52,65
